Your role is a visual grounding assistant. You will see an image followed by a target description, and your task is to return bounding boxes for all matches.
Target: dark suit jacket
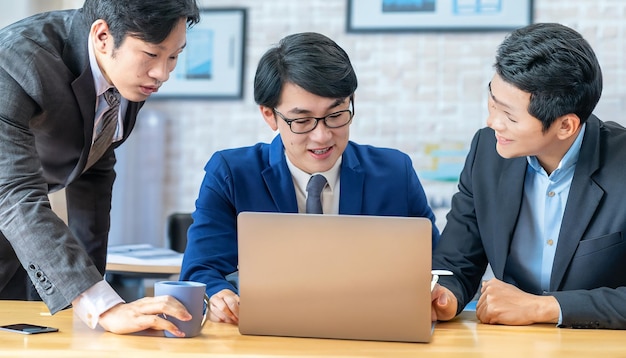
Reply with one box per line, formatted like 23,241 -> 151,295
433,115 -> 626,329
0,9 -> 142,313
180,135 -> 440,297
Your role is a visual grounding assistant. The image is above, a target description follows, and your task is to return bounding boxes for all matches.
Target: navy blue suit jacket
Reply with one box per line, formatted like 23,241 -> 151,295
180,135 -> 439,297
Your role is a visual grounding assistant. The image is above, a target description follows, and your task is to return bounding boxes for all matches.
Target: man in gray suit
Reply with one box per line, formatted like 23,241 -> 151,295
431,23 -> 626,329
0,0 -> 201,336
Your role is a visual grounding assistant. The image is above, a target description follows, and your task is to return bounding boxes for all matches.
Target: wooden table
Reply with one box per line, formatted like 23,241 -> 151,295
1,301 -> 625,357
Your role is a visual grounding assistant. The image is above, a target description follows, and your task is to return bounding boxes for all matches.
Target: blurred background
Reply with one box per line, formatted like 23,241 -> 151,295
2,0 -> 624,247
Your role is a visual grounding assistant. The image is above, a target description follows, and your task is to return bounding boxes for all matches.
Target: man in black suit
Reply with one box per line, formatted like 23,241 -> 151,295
431,23 -> 626,329
0,0 -> 200,336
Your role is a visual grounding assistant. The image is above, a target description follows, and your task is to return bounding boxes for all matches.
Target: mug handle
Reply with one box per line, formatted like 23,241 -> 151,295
201,293 -> 210,327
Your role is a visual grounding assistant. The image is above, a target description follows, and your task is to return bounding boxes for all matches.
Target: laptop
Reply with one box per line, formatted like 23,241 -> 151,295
237,212 -> 434,343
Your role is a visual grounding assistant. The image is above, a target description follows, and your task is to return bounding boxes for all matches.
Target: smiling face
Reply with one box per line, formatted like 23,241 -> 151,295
261,82 -> 352,174
486,73 -> 580,174
91,18 -> 188,102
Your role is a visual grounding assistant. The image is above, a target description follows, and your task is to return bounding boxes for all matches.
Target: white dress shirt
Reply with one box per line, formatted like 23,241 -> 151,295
286,155 -> 342,215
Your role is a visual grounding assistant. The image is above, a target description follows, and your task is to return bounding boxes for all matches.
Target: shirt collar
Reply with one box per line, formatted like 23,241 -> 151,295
286,155 -> 342,195
527,122 -> 587,178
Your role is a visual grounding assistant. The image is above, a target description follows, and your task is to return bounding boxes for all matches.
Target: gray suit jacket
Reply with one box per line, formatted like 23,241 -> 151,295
433,115 -> 626,329
0,9 -> 142,313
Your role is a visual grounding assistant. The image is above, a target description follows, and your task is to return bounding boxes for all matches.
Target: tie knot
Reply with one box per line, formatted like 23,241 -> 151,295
104,88 -> 120,107
306,174 -> 327,195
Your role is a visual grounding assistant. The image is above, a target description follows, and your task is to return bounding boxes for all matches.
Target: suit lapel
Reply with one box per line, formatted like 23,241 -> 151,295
338,144 -> 364,214
71,67 -> 97,145
66,10 -> 96,145
491,157 -> 527,278
65,14 -> 97,180
262,135 -> 298,213
550,117 -> 603,289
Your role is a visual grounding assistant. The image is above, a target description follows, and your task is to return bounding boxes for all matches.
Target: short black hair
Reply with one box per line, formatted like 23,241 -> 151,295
82,0 -> 200,47
494,23 -> 602,130
254,32 -> 358,108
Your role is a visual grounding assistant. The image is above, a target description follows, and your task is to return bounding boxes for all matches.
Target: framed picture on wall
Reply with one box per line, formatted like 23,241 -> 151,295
347,0 -> 533,32
153,8 -> 246,99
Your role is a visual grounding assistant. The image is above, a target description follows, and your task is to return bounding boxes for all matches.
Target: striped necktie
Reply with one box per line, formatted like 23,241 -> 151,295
306,174 -> 327,214
85,88 -> 120,169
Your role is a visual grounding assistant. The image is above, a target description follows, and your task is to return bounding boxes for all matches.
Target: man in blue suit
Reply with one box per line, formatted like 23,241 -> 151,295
180,32 -> 439,324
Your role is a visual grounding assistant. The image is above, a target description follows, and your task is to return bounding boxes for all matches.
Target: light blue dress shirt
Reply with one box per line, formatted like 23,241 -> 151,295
504,123 -> 586,294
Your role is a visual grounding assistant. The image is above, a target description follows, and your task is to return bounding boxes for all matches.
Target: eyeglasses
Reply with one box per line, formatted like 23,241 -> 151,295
273,100 -> 354,134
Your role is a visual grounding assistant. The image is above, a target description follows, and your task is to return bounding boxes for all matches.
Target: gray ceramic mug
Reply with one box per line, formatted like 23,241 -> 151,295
154,280 -> 209,338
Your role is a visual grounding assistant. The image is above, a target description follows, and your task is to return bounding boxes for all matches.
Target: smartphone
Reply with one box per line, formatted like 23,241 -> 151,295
0,323 -> 59,334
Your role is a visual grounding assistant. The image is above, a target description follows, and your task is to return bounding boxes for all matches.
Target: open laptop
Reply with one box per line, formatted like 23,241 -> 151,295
236,212 -> 434,343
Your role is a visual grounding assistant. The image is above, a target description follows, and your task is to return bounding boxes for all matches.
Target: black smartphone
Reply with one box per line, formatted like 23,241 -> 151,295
0,323 -> 59,334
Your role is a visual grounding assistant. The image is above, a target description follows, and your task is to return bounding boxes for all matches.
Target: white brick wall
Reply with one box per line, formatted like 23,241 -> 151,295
3,0 -> 625,242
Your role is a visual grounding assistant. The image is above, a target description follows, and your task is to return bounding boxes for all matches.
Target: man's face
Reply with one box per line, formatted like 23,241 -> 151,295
261,82 -> 352,174
94,18 -> 187,102
486,73 -> 562,162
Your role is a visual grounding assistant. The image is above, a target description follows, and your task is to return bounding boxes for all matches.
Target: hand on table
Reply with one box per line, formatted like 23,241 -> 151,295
98,295 -> 191,336
476,278 -> 560,325
209,289 -> 239,324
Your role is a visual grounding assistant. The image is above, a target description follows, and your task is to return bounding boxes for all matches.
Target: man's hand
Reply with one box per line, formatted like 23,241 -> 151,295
208,289 -> 239,324
431,284 -> 458,322
98,295 -> 192,336
476,278 -> 560,325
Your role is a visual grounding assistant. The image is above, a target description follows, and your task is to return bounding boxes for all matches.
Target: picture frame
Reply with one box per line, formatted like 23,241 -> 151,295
347,0 -> 533,32
153,8 -> 246,99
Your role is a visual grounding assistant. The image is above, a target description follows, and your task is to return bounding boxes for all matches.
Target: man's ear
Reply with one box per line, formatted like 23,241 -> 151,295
260,106 -> 278,131
556,113 -> 581,140
90,19 -> 113,54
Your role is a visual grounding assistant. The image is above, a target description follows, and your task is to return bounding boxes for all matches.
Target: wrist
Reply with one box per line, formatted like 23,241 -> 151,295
534,295 -> 560,324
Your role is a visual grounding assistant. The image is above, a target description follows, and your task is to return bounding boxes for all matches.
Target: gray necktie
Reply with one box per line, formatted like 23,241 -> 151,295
306,174 -> 327,214
85,88 -> 120,169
